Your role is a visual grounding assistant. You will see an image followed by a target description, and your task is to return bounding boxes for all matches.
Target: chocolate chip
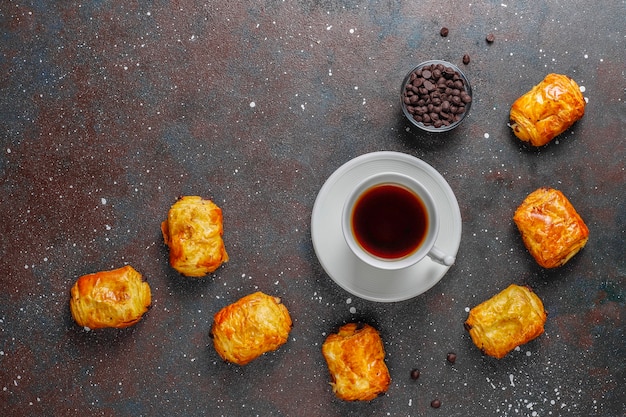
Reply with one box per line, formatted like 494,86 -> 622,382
410,368 -> 420,380
440,27 -> 449,37
447,352 -> 457,364
486,33 -> 495,43
423,80 -> 436,91
462,54 -> 470,65
431,399 -> 441,408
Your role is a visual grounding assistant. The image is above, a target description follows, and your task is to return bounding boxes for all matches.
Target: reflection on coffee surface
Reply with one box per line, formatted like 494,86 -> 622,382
351,184 -> 428,259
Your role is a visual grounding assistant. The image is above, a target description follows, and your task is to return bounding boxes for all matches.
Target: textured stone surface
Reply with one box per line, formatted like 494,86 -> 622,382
1,1 -> 624,416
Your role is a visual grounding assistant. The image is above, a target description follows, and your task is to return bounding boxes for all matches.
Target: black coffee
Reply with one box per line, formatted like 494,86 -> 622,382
351,184 -> 428,259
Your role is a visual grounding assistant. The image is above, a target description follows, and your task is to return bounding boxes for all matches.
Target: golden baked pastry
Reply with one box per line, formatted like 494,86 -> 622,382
465,284 -> 546,359
513,187 -> 589,268
161,195 -> 229,277
509,73 -> 586,146
322,323 -> 390,401
210,292 -> 292,365
69,265 -> 151,329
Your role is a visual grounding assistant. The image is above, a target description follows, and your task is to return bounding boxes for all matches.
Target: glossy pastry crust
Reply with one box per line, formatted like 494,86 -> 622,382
322,323 -> 390,401
161,196 -> 229,277
210,292 -> 292,365
465,284 -> 546,359
70,265 -> 151,329
509,73 -> 585,146
513,187 -> 589,268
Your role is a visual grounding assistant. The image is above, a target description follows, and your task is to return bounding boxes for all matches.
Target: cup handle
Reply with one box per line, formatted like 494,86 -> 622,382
428,245 -> 455,266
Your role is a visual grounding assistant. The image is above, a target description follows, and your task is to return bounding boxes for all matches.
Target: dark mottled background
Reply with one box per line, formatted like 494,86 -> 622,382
1,1 -> 624,416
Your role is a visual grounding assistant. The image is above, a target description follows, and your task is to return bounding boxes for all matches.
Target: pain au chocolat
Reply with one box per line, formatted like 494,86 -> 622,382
513,187 -> 589,268
465,284 -> 547,359
322,323 -> 390,401
161,196 -> 229,277
509,73 -> 585,146
70,265 -> 152,329
210,292 -> 292,365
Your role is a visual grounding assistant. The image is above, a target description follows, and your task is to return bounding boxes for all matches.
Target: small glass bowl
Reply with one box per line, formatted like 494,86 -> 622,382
401,60 -> 472,133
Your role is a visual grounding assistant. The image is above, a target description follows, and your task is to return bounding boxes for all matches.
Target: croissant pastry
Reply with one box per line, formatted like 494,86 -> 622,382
513,187 -> 589,268
161,196 -> 229,277
70,265 -> 152,329
322,323 -> 390,401
465,284 -> 547,359
211,292 -> 292,365
509,73 -> 585,146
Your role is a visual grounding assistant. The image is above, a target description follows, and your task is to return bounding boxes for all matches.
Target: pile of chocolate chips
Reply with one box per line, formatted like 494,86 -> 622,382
403,63 -> 472,129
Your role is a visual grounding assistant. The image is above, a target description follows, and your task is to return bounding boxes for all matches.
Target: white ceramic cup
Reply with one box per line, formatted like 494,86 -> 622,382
342,172 -> 455,270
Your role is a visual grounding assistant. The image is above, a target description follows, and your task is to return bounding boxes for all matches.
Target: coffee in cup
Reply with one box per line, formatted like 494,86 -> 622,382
342,172 -> 455,270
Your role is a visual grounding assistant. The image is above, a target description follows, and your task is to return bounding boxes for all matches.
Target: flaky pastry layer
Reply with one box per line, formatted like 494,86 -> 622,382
70,265 -> 151,329
322,323 -> 390,401
465,284 -> 546,359
514,187 -> 589,268
509,73 -> 585,146
211,291 -> 292,365
161,195 -> 229,277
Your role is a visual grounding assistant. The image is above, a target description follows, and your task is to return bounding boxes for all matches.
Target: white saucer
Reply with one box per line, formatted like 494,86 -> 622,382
311,151 -> 462,302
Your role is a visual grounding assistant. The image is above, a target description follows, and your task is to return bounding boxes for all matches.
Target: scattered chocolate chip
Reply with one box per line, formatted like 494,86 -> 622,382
410,368 -> 420,380
462,54 -> 470,65
486,33 -> 495,43
431,399 -> 441,408
440,27 -> 449,37
447,352 -> 457,364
